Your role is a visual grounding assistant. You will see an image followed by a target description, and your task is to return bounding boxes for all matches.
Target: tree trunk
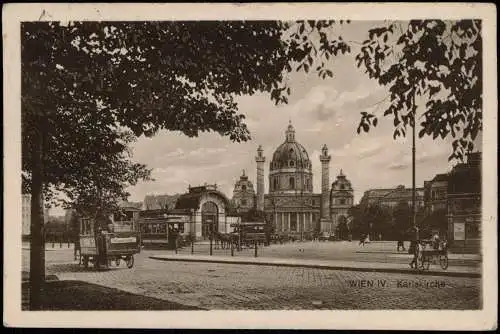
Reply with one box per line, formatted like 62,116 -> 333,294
29,126 -> 45,310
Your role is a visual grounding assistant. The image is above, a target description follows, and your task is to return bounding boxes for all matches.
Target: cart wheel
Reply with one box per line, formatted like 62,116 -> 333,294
115,259 -> 121,266
416,256 -> 424,270
126,256 -> 134,268
439,255 -> 449,270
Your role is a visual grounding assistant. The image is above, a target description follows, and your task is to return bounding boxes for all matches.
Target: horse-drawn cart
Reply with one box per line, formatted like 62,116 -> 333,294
77,218 -> 140,269
417,240 -> 449,271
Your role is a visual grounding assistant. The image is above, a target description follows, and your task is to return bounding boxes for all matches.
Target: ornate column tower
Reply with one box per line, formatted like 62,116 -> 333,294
255,145 -> 265,211
319,144 -> 332,232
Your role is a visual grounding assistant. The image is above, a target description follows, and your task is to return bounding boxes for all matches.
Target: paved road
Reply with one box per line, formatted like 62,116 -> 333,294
23,248 -> 481,310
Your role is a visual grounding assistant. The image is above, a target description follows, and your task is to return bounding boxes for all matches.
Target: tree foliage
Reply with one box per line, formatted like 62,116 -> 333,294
421,208 -> 448,236
354,20 -> 482,161
22,20 -> 350,214
392,200 -> 412,237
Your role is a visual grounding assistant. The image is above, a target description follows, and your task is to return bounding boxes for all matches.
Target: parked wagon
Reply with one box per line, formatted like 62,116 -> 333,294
416,240 -> 449,270
78,218 -> 140,269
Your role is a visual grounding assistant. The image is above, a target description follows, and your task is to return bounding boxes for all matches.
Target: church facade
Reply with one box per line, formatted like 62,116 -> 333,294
232,122 -> 354,239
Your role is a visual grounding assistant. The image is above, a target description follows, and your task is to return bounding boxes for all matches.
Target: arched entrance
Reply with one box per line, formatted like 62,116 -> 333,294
201,201 -> 218,239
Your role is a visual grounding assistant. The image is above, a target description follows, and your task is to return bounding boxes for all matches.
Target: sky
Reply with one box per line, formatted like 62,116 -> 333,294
49,21 -> 481,215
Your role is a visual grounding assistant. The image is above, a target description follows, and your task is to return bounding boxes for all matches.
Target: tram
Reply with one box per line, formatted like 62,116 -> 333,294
230,221 -> 269,247
138,216 -> 189,249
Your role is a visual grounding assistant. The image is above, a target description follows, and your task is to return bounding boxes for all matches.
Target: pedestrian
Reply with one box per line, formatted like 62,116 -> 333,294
409,237 -> 423,270
359,234 -> 365,247
397,240 -> 405,252
432,232 -> 440,250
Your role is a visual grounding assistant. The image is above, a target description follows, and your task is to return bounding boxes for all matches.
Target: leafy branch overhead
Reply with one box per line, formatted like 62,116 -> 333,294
22,20 -> 351,214
354,20 -> 482,161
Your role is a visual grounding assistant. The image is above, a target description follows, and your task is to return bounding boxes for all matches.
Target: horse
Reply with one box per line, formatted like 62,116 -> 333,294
213,231 -> 234,250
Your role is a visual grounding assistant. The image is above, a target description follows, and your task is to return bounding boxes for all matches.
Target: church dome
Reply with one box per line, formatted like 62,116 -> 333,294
270,121 -> 312,171
268,121 -> 313,194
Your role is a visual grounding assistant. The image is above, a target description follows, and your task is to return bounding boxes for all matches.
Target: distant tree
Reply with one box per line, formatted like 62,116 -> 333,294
348,204 -> 366,238
392,201 -> 412,239
336,216 -> 349,240
421,208 -> 448,237
364,204 -> 392,240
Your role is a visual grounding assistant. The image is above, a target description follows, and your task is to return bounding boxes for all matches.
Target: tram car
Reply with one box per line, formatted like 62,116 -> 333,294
231,221 -> 269,247
138,214 -> 190,249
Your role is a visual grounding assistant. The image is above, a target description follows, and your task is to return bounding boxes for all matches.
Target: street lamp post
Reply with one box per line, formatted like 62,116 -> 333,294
412,107 -> 418,240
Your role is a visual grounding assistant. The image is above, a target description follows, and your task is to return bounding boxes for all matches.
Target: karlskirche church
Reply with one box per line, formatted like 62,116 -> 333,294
232,121 -> 354,239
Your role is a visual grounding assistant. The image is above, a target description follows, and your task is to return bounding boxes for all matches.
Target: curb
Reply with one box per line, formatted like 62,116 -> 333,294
149,256 -> 481,279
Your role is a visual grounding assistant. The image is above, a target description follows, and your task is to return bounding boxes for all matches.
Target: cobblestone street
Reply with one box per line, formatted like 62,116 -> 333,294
23,246 -> 481,310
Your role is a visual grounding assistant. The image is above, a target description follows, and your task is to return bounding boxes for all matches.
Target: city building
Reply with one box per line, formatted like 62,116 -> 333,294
231,170 -> 256,213
424,173 -> 448,214
138,184 -> 242,244
21,194 -> 49,238
233,121 -> 354,239
447,152 -> 481,253
359,185 -> 424,210
173,184 -> 240,238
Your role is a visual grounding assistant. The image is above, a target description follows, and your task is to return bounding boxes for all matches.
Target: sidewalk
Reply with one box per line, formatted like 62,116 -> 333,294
150,254 -> 481,278
22,243 -> 74,251
356,250 -> 482,261
22,280 -> 204,310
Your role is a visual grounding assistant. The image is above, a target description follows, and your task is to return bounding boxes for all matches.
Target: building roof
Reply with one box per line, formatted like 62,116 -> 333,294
233,170 -> 256,195
363,189 -> 394,198
175,187 -> 230,211
432,173 -> 448,182
270,122 -> 311,171
143,194 -> 181,210
332,169 -> 353,189
382,187 -> 424,200
118,201 -> 143,210
362,186 -> 424,204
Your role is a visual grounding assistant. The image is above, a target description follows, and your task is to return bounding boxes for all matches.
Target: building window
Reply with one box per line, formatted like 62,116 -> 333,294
340,184 -> 345,190
290,160 -> 295,167
241,199 -> 247,206
242,185 -> 247,191
340,198 -> 346,205
273,177 -> 279,190
177,223 -> 185,233
289,177 -> 295,189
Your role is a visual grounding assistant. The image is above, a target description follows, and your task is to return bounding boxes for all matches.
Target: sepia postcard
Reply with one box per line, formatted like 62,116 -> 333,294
3,2 -> 497,330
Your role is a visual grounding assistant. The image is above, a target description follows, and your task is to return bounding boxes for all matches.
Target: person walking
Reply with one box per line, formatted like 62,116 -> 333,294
359,233 -> 366,247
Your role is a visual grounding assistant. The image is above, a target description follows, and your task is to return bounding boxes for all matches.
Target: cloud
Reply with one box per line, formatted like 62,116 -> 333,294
388,162 -> 409,170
